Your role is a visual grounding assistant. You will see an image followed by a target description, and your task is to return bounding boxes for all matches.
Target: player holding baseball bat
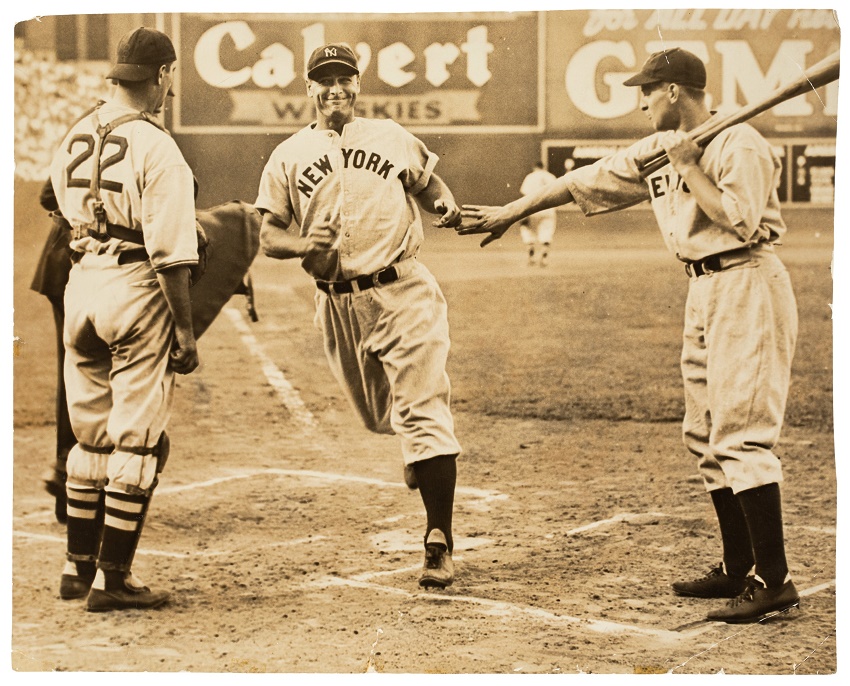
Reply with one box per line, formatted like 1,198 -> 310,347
458,47 -> 835,623
635,50 -> 839,177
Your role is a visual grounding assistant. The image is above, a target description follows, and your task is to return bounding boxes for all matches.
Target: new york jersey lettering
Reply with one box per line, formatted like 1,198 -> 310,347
341,148 -> 394,179
298,149 -> 396,199
297,154 -> 334,198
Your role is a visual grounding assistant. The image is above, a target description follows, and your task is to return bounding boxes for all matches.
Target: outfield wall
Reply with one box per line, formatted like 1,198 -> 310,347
14,11 -> 839,210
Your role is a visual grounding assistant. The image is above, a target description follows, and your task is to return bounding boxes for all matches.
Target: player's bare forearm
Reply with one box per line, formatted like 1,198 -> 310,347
676,165 -> 735,227
660,131 -> 732,228
156,265 -> 199,374
414,173 -> 461,228
458,178 -> 574,247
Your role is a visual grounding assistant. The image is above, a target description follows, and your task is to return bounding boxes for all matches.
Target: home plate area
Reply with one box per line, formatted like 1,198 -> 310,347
138,467 -> 799,641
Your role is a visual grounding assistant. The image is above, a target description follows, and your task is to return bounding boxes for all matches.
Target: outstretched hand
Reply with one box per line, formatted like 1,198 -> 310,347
457,205 -> 514,247
433,198 -> 462,228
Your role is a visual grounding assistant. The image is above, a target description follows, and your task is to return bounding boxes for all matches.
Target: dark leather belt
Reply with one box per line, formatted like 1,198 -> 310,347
684,248 -> 753,278
685,254 -> 722,277
317,265 -> 399,294
87,222 -> 145,245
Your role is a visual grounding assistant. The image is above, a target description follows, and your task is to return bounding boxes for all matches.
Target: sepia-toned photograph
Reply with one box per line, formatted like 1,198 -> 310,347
9,3 -> 843,675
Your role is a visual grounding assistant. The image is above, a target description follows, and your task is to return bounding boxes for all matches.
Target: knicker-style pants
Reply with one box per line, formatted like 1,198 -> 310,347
681,248 -> 798,493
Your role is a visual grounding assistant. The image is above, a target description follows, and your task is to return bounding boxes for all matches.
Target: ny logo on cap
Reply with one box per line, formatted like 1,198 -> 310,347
324,48 -> 337,57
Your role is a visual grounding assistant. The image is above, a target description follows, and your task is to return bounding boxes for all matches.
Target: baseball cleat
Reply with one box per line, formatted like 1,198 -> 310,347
706,577 -> 800,624
59,572 -> 95,600
419,529 -> 454,588
86,576 -> 170,612
672,564 -> 750,598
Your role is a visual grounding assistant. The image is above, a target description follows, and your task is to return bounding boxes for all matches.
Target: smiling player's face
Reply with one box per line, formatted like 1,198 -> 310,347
307,67 -> 360,128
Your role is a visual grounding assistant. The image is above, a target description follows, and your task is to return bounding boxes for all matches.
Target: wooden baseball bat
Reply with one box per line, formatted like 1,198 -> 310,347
636,51 -> 840,177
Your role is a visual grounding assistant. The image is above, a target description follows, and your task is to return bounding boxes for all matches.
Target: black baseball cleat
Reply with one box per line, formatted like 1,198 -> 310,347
706,577 -> 800,624
419,529 -> 454,588
672,564 -> 749,598
86,577 -> 170,612
59,572 -> 95,600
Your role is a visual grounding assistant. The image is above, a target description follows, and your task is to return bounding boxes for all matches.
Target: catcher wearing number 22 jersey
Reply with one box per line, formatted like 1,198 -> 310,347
256,43 -> 463,588
460,48 -> 800,623
48,27 -> 199,612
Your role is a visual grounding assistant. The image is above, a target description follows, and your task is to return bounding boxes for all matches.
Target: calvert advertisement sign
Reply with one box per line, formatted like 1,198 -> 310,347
545,8 -> 840,138
172,12 -> 543,134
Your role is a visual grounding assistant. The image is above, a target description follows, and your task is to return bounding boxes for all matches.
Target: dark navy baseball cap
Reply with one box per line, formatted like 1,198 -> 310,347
623,47 -> 707,89
106,27 -> 177,82
307,43 -> 360,80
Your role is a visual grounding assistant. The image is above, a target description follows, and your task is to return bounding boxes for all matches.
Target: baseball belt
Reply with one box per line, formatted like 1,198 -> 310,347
684,246 -> 757,278
66,201 -> 261,337
316,265 -> 400,294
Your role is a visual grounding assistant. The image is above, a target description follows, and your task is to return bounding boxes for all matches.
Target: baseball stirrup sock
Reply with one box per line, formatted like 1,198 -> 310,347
414,454 -> 457,552
65,486 -> 104,577
710,487 -> 754,578
65,485 -> 104,577
97,490 -> 152,579
737,483 -> 789,588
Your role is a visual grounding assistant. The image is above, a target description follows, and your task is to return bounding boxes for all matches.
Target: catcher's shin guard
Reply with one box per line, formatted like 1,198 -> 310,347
96,433 -> 170,580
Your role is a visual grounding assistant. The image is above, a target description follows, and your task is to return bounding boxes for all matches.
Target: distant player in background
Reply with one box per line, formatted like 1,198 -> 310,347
255,43 -> 463,589
517,162 -> 558,266
459,48 -> 800,624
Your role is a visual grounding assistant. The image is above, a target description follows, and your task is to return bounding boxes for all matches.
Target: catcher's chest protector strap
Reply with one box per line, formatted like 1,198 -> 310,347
85,107 -> 166,245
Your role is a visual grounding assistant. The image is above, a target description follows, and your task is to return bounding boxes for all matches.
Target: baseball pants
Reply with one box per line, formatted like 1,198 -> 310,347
680,248 -> 798,493
315,258 -> 462,464
63,253 -> 176,493
520,213 -> 556,245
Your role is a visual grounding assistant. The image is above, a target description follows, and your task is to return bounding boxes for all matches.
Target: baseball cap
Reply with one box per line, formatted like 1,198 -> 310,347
622,47 -> 706,89
307,43 -> 359,80
106,27 -> 177,82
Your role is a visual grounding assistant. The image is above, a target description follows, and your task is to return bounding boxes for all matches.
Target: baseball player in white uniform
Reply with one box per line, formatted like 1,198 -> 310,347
518,162 -> 558,266
255,43 -> 463,588
49,27 -> 199,612
459,48 -> 800,623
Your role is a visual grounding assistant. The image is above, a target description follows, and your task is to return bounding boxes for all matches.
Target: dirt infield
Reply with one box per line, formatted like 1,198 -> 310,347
11,180 -> 837,674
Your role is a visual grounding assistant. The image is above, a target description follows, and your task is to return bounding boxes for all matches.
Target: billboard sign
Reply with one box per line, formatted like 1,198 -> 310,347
172,12 -> 543,134
545,8 -> 839,138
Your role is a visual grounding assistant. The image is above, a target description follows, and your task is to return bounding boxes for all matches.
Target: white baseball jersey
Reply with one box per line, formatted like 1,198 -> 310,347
50,101 -> 198,271
255,117 -> 437,281
521,168 -> 558,220
255,116 -> 461,464
51,99 -> 198,490
563,122 -> 786,262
